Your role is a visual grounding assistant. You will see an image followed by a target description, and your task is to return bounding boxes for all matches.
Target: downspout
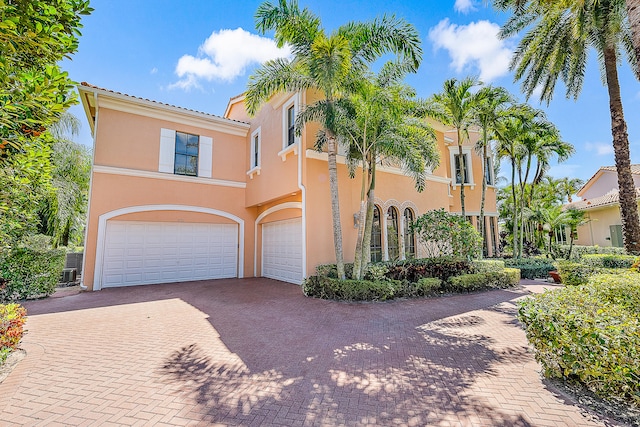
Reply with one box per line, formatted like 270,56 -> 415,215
79,90 -> 99,291
298,92 -> 307,281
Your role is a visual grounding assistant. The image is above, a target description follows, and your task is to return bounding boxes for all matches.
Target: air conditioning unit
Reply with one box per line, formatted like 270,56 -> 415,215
62,268 -> 77,283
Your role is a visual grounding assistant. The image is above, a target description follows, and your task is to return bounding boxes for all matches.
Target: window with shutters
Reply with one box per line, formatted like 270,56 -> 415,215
174,131 -> 199,176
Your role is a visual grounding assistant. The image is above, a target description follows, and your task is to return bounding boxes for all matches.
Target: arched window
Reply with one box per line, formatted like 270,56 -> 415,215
387,207 -> 399,261
404,208 -> 415,259
370,205 -> 382,262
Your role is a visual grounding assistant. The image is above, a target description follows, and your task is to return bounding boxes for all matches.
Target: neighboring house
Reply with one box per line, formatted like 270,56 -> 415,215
565,165 -> 640,247
78,83 -> 499,291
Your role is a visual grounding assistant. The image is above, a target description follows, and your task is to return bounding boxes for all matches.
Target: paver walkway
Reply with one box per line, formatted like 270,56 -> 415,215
0,279 -> 618,426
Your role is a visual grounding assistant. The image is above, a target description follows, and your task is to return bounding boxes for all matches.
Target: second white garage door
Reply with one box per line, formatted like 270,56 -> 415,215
101,221 -> 238,288
262,218 -> 303,284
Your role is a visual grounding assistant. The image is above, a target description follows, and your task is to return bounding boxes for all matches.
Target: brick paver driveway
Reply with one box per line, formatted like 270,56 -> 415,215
0,279 -> 616,426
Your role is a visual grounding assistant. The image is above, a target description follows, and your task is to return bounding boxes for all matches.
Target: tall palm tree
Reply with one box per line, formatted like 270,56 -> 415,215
496,0 -> 640,254
473,85 -> 512,256
246,0 -> 422,278
323,63 -> 438,278
427,77 -> 481,218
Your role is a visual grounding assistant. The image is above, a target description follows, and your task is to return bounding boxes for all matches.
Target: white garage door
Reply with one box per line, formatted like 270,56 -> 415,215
262,218 -> 303,284
101,221 -> 238,288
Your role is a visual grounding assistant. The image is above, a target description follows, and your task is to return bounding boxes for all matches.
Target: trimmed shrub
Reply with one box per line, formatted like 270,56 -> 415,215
472,259 -> 506,273
412,209 -> 483,259
445,269 -> 520,293
518,273 -> 640,406
555,244 -> 627,260
0,247 -> 65,302
302,276 -> 397,301
315,263 -> 354,279
581,254 -> 638,269
402,277 -> 442,297
0,303 -> 27,364
385,257 -> 473,282
503,258 -> 554,279
556,261 -> 620,286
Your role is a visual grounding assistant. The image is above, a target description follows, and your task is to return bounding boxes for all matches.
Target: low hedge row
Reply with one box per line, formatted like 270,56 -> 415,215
303,269 -> 520,301
518,272 -> 640,406
556,261 -> 622,286
503,258 -> 555,279
0,303 -> 27,364
471,259 -> 506,273
383,256 -> 473,282
0,247 -> 65,302
555,244 -> 627,260
581,254 -> 638,269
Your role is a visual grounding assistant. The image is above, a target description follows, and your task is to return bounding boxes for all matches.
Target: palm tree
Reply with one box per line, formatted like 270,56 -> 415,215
623,0 -> 640,73
427,77 -> 481,218
564,208 -> 588,258
473,85 -> 512,256
323,63 -> 438,278
496,0 -> 640,254
540,205 -> 571,258
246,0 -> 422,278
558,177 -> 585,203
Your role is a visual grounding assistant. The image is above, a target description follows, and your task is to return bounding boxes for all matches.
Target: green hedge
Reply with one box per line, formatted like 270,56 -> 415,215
0,303 -> 27,364
302,276 -> 398,301
555,244 -> 627,260
503,258 -> 554,279
0,247 -> 65,302
556,261 -> 621,286
518,272 -> 640,406
581,254 -> 638,269
472,259 -> 506,273
445,268 -> 520,293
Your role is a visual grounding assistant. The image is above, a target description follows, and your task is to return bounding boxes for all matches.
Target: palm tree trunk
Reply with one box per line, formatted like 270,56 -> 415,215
511,159 -> 519,258
326,134 -> 346,278
360,161 -> 376,278
352,159 -> 370,280
626,0 -> 640,75
603,45 -> 640,254
457,129 -> 466,218
479,131 -> 487,258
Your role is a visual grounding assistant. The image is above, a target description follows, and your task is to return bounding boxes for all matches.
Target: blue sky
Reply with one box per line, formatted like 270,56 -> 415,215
63,0 -> 640,183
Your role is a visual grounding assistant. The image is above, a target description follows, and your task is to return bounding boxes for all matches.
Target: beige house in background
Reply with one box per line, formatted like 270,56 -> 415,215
565,165 -> 640,247
78,83 -> 499,291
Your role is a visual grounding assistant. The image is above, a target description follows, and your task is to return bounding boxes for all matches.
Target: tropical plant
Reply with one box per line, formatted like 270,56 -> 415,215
412,208 -> 483,259
427,77 -> 481,218
325,64 -> 438,279
626,0 -> 640,73
564,208 -> 588,259
245,0 -> 422,279
495,0 -> 640,254
557,177 -> 584,203
473,85 -> 512,256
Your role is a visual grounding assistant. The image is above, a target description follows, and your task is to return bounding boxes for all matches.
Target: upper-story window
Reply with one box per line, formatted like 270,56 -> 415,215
287,105 -> 295,146
159,128 -> 212,178
484,156 -> 494,185
174,131 -> 199,176
449,147 -> 474,188
250,127 -> 261,169
454,153 -> 470,184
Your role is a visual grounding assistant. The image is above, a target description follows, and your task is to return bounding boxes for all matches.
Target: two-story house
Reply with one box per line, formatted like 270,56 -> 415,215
78,83 -> 499,291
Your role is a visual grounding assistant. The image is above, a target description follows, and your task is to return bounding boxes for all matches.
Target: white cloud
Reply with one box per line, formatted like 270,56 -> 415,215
585,142 -> 614,156
428,19 -> 514,83
150,67 -> 158,75
454,0 -> 476,13
171,28 -> 291,90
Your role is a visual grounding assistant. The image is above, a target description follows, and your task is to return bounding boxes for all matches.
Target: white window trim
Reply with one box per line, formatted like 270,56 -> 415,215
484,155 -> 495,187
281,94 -> 300,160
159,128 -> 212,179
248,127 -> 262,179
448,146 -> 475,190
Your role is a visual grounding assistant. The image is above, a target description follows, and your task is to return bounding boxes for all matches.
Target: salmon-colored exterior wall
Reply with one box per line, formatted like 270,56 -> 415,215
80,85 -> 499,289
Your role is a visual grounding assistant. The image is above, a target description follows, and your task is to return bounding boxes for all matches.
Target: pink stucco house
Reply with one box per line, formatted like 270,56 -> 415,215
78,83 -> 499,290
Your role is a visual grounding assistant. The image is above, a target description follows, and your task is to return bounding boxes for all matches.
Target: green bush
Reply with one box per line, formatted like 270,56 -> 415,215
518,273 -> 640,406
0,247 -> 65,302
315,263 -> 354,278
445,269 -> 520,293
472,259 -> 506,273
0,303 -> 27,364
503,258 -> 554,279
385,256 -> 473,282
556,261 -> 620,286
412,209 -> 483,259
581,254 -> 638,269
555,244 -> 627,260
302,276 -> 397,301
403,277 -> 442,297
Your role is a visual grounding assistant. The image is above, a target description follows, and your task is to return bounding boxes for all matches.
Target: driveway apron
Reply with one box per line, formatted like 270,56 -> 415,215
0,279 -> 615,426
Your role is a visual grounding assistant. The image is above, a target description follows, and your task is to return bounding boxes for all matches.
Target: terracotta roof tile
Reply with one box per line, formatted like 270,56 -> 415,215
600,164 -> 640,174
566,187 -> 640,210
79,82 -> 249,125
